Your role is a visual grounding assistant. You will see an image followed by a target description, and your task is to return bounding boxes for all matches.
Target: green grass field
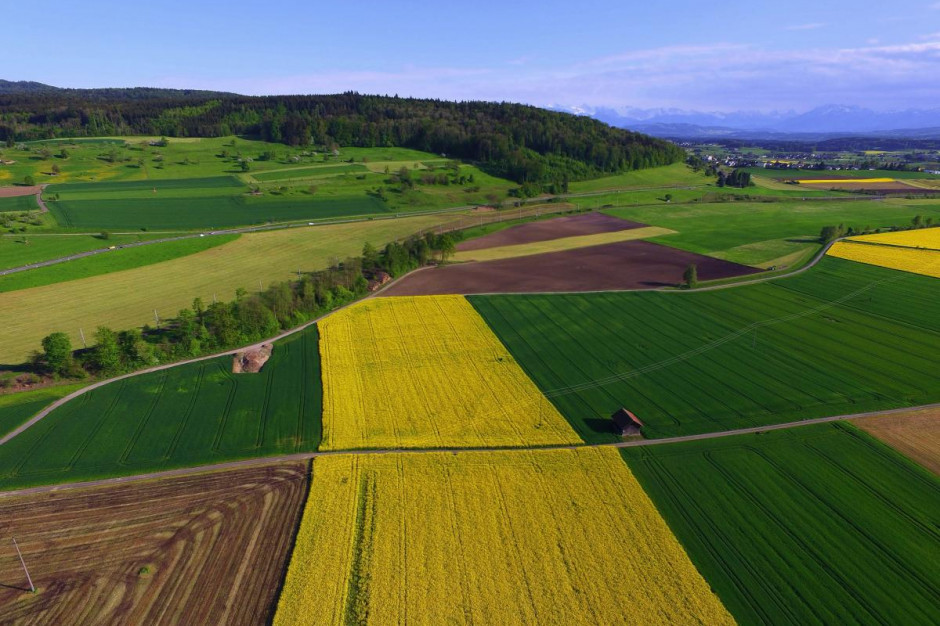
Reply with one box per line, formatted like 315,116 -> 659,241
0,137 -> 518,231
0,212 -> 451,365
621,423 -> 940,625
253,163 -> 368,181
470,257 -> 940,442
0,195 -> 38,212
0,327 -> 321,490
0,384 -> 85,438
566,162 -> 712,192
49,193 -> 391,229
0,234 -> 238,292
603,200 -> 940,267
0,233 -> 168,271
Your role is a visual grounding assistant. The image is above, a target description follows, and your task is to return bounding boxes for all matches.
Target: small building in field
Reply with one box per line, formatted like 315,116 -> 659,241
611,408 -> 644,437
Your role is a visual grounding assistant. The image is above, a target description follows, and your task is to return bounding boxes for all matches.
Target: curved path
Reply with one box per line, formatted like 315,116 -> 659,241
0,235 -> 849,447
1,402 -> 935,499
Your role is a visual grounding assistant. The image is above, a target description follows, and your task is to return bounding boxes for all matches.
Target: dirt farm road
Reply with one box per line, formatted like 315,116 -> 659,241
0,237 -> 851,449
1,402 -> 937,500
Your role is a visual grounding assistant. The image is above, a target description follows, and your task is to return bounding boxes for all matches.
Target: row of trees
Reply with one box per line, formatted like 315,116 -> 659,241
819,215 -> 936,244
35,231 -> 458,378
0,92 -> 684,189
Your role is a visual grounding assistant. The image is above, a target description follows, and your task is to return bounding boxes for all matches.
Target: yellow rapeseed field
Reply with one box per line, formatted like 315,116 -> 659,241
827,241 -> 940,278
847,228 -> 940,250
797,177 -> 894,184
452,226 -> 677,262
317,295 -> 581,449
274,448 -> 735,625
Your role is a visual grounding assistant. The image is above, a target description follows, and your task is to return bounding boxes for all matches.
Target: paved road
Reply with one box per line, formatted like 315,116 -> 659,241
1,402 -> 935,500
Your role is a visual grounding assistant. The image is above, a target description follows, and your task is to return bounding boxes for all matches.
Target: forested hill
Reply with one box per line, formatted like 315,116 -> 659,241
0,88 -> 683,186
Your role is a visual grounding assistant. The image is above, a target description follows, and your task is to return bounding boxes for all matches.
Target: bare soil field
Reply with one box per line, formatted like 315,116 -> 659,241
853,408 -> 940,475
0,462 -> 307,625
383,240 -> 762,295
0,186 -> 41,198
456,212 -> 645,251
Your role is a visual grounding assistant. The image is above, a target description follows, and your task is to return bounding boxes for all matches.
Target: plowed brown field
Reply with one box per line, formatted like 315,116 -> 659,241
0,463 -> 307,625
0,186 -> 40,199
383,240 -> 762,296
853,409 -> 940,475
456,212 -> 644,251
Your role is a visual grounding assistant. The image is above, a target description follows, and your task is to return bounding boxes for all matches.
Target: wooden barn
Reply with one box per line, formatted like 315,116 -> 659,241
611,408 -> 644,437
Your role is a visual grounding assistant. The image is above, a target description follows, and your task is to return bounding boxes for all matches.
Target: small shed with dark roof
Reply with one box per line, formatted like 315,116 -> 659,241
611,408 -> 644,437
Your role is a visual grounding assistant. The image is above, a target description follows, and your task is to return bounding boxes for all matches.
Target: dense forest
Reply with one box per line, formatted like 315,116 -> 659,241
0,87 -> 683,185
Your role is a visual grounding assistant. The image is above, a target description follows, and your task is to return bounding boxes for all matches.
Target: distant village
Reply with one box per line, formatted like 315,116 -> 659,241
681,142 -> 940,174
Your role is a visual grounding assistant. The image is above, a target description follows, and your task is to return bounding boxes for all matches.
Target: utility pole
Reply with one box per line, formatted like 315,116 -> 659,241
153,309 -> 160,327
79,328 -> 86,348
11,538 -> 35,593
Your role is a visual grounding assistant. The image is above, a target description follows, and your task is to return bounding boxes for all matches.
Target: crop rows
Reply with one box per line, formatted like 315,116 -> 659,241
317,295 -> 581,450
621,423 -> 940,625
470,258 -> 940,441
0,327 -> 322,490
275,448 -> 733,625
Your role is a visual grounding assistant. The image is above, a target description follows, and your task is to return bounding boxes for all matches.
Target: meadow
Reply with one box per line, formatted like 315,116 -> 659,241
602,199 -> 940,268
0,327 -> 321,490
0,212 -> 449,365
566,162 -> 712,192
0,384 -> 85,437
470,257 -> 940,442
275,448 -> 733,625
0,234 -> 237,292
621,423 -> 940,625
0,194 -> 38,212
317,296 -> 580,450
0,232 -> 165,271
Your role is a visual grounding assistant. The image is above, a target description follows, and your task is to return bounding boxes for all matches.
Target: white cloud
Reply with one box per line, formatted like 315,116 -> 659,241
785,23 -> 825,31
154,37 -> 940,113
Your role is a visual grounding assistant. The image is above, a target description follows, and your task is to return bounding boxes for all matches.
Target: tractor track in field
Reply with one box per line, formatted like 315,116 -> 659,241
0,235 -> 854,449
1,402 -> 938,499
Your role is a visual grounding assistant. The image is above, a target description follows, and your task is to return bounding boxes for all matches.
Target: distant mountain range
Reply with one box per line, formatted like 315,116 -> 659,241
0,79 -> 233,100
550,104 -> 940,139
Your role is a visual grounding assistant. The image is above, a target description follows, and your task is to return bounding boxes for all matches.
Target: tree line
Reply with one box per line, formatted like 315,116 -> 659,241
34,231 -> 459,379
0,91 -> 684,188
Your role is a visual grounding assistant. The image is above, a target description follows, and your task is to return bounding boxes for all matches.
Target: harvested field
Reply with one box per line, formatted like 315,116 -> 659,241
456,212 -> 645,251
0,186 -> 41,198
853,408 -> 940,474
275,448 -> 733,625
0,463 -> 308,625
383,240 -> 762,296
452,226 -> 676,263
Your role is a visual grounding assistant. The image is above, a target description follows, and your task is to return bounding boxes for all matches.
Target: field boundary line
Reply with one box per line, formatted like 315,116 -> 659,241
0,235 -> 871,448
2,402 -> 937,499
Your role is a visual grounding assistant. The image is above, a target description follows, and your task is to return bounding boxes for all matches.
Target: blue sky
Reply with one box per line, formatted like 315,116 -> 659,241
6,1 -> 940,112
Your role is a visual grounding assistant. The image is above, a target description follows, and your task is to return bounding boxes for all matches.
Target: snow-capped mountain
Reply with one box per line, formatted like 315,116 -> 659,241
550,104 -> 940,138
